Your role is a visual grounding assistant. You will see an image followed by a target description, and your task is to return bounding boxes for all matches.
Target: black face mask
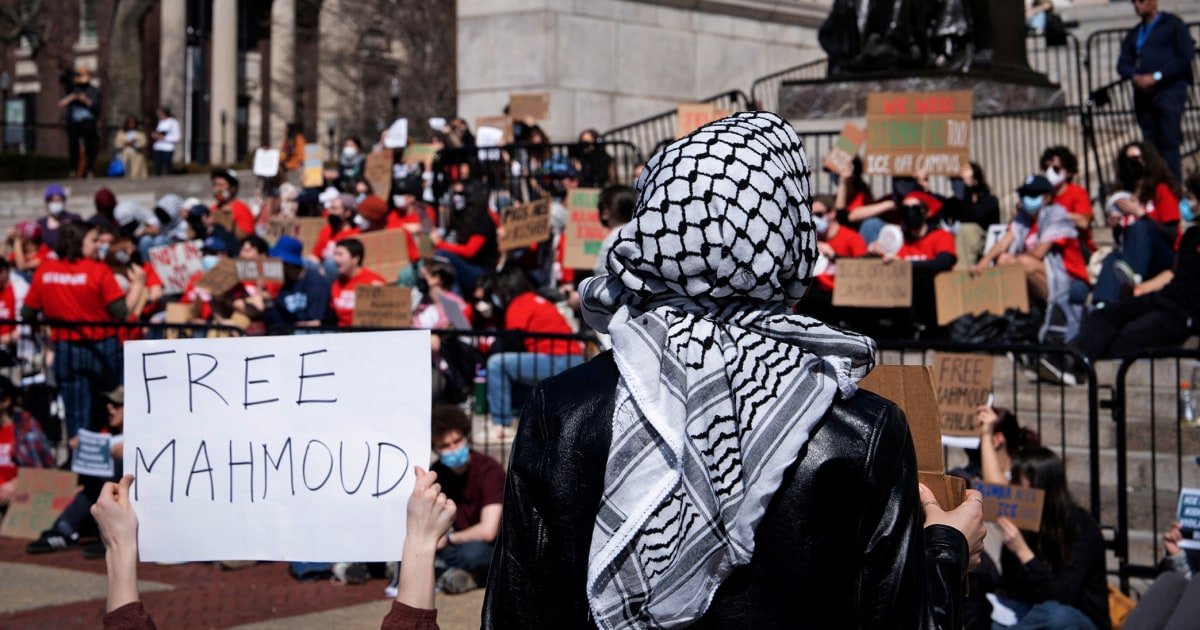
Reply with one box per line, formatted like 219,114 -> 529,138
327,214 -> 343,230
1120,159 -> 1144,187
901,204 -> 926,237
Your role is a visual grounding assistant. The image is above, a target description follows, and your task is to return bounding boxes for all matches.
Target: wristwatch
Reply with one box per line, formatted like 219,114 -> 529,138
1153,71 -> 1163,82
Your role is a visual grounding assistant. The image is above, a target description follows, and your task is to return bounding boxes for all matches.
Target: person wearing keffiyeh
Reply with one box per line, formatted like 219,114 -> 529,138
483,112 -> 984,629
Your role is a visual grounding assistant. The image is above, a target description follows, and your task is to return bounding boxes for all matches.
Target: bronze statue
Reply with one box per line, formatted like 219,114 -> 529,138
820,0 -> 987,76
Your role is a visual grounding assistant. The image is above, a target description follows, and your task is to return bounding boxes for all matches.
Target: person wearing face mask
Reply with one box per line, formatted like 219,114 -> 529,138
37,184 -> 83,251
391,175 -> 437,231
798,195 -> 867,325
432,185 -> 499,296
869,191 -> 957,332
1040,147 -> 1094,258
312,191 -> 361,265
428,403 -> 504,594
328,239 -> 386,328
972,175 -> 1090,353
186,204 -> 237,256
950,162 -> 1001,270
255,236 -> 331,331
210,169 -> 255,238
336,137 -> 366,192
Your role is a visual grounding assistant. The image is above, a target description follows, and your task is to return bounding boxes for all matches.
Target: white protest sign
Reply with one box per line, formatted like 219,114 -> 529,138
147,240 -> 204,296
476,126 -> 504,148
71,428 -> 114,478
428,117 -> 446,132
384,119 -> 409,149
1179,487 -> 1200,550
124,331 -> 432,562
253,149 -> 281,178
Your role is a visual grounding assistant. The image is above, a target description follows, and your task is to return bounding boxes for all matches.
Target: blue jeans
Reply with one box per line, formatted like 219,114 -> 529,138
1135,87 -> 1187,182
54,337 -> 122,439
1092,218 -> 1176,305
995,600 -> 1097,630
437,540 -> 494,583
487,352 -> 584,426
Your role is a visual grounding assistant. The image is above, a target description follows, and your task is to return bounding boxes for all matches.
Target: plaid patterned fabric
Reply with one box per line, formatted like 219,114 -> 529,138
579,112 -> 877,628
13,409 -> 56,469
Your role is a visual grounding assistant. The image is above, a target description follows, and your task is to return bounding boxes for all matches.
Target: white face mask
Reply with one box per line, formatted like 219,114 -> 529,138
1044,166 -> 1066,188
812,215 -> 829,238
47,201 -> 65,216
342,146 -> 358,159
353,214 -> 370,229
393,195 -> 409,209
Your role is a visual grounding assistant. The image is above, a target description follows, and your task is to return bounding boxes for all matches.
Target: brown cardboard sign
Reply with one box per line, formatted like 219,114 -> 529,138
0,469 -> 80,540
932,352 -> 994,437
563,188 -> 608,269
365,151 -> 394,201
975,481 -> 1045,532
865,91 -> 971,176
822,122 -> 866,175
499,199 -> 553,252
474,116 -> 513,147
196,258 -> 240,295
832,259 -> 912,307
357,229 -> 411,283
509,92 -> 550,121
213,208 -> 235,233
859,365 -> 965,511
934,265 -> 1029,325
676,103 -> 730,139
236,258 -> 285,283
353,285 -> 412,328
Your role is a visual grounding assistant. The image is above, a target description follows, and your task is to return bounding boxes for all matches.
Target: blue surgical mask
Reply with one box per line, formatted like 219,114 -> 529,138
812,215 -> 829,237
201,254 -> 220,271
97,243 -> 110,260
439,444 -> 469,469
1020,196 -> 1044,215
1181,199 -> 1195,222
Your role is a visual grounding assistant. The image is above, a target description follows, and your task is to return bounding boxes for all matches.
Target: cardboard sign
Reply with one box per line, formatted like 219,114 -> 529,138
934,265 -> 1029,325
365,151 -> 394,201
384,118 -> 408,149
123,331 -> 431,561
197,258 -> 241,295
213,209 -> 235,233
402,143 -> 438,165
236,259 -> 284,283
563,188 -> 608,269
932,353 -> 994,437
71,428 -> 115,478
832,259 -> 912,307
353,286 -> 413,328
865,91 -> 971,176
474,116 -> 512,147
0,469 -> 79,540
822,122 -> 866,175
357,229 -> 411,283
301,144 -> 324,188
976,481 -> 1046,532
253,148 -> 281,178
147,240 -> 204,296
1179,488 -> 1200,550
509,92 -> 550,121
499,199 -> 553,252
676,103 -> 730,139
859,365 -> 965,511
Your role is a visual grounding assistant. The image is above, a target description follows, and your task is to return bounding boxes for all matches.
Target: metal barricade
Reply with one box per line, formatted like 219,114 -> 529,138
599,90 -> 754,159
1111,348 -> 1200,593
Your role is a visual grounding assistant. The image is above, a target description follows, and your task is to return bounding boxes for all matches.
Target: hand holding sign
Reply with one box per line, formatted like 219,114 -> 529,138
919,483 -> 986,570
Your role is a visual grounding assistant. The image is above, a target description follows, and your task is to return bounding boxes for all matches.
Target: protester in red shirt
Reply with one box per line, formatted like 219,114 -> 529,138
482,266 -> 582,441
432,185 -> 499,295
0,258 -> 17,344
1042,146 -> 1095,256
834,156 -> 874,216
238,235 -> 282,299
866,193 -> 957,332
358,196 -> 421,270
797,196 -> 868,325
22,221 -> 145,439
211,169 -> 255,238
329,239 -> 387,328
312,193 -> 362,262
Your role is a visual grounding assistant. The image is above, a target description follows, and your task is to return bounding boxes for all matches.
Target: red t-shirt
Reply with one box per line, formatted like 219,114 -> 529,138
330,268 -> 387,327
25,258 -> 124,341
0,423 -> 15,484
432,450 -> 505,532
1057,235 -> 1090,284
815,226 -> 867,293
505,292 -> 581,355
896,228 -> 956,262
313,224 -> 362,260
1055,183 -> 1094,252
0,283 -> 16,336
1146,183 -> 1181,225
215,200 -> 255,235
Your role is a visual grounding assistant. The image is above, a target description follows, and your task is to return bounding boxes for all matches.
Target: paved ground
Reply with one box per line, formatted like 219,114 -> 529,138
0,538 -> 484,629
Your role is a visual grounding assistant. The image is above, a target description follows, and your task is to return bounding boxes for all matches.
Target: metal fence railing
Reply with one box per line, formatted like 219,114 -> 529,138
599,90 -> 754,159
1111,348 -> 1200,593
749,58 -> 828,115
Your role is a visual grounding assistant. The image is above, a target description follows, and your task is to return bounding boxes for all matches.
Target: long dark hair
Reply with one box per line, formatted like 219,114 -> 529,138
965,407 -> 1038,470
1011,447 -> 1075,572
845,155 -> 872,201
968,161 -> 992,197
1117,141 -> 1180,201
55,221 -> 95,263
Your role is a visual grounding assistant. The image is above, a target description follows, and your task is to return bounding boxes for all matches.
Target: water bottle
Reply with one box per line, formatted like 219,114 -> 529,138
474,364 -> 489,415
1181,380 -> 1198,428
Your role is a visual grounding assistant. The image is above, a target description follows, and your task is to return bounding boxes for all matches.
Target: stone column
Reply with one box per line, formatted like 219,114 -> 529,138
159,0 -> 187,161
210,0 -> 238,165
269,0 -> 295,148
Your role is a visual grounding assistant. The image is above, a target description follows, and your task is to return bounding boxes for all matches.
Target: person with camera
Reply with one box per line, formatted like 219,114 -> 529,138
57,67 -> 102,179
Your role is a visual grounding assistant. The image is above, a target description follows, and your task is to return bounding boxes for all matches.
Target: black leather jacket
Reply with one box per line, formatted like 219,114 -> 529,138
483,352 -> 968,628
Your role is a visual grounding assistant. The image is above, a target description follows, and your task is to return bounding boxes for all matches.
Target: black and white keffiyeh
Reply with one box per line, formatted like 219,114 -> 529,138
578,112 -> 877,628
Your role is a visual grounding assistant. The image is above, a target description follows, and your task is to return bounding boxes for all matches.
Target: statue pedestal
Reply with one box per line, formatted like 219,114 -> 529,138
777,74 -> 1067,122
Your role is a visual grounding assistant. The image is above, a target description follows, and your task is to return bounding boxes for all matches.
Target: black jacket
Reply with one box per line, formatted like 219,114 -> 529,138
483,352 -> 969,628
